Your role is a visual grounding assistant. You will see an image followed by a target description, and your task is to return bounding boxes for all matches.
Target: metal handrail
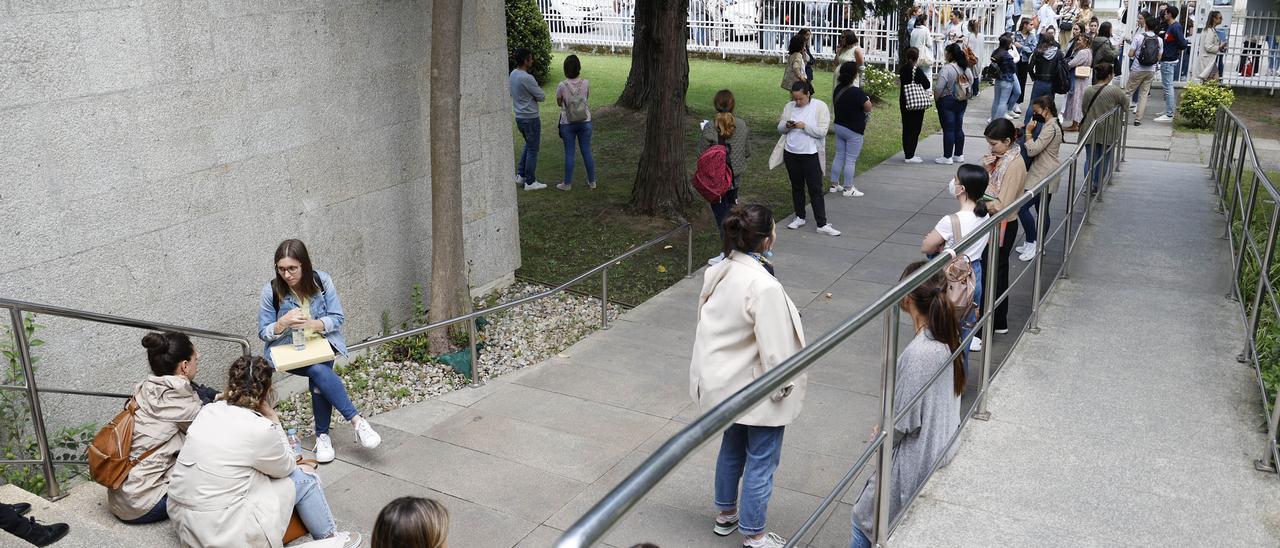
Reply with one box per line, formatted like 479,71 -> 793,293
346,223 -> 693,384
0,298 -> 254,500
1206,107 -> 1280,475
556,105 -> 1127,547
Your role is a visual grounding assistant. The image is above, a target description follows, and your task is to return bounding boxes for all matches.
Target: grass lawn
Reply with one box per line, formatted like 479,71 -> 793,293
514,52 -> 940,305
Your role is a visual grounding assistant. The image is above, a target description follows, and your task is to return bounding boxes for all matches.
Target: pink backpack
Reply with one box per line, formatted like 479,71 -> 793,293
692,142 -> 733,203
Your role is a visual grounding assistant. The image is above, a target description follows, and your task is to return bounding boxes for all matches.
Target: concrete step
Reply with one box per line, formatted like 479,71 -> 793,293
0,483 -> 174,547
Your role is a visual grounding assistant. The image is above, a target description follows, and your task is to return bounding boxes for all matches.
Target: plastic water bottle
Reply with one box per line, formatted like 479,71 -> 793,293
291,325 -> 305,350
287,428 -> 302,458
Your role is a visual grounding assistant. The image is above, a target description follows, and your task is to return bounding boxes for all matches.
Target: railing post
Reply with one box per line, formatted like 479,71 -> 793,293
873,306 -> 900,547
1209,110 -> 1223,174
467,318 -> 482,388
601,268 -> 610,330
686,224 -> 694,279
1258,393 -> 1280,473
974,221 -> 999,421
1062,160 -> 1076,280
8,309 -> 60,499
1243,204 -> 1279,364
1029,186 -> 1047,334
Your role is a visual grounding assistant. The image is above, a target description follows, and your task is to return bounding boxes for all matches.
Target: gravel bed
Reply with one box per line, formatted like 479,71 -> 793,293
277,282 -> 621,436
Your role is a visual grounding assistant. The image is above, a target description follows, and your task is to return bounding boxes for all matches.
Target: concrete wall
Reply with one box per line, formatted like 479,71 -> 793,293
0,0 -> 519,429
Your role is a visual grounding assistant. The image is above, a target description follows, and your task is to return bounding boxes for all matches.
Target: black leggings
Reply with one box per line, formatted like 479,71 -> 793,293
1015,60 -> 1030,104
783,151 -> 826,227
994,220 -> 1019,332
901,107 -> 925,159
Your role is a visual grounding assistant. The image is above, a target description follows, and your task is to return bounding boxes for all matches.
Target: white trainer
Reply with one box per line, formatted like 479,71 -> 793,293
354,418 -> 382,449
953,155 -> 966,162
744,532 -> 788,548
828,185 -> 842,193
842,187 -> 864,197
786,217 -> 807,229
1014,242 -> 1029,254
524,181 -> 547,190
1153,114 -> 1173,122
314,433 -> 335,463
1018,242 -> 1038,261
969,336 -> 983,352
934,157 -> 954,165
816,224 -> 842,236
330,531 -> 363,548
707,253 -> 726,266
904,156 -> 924,164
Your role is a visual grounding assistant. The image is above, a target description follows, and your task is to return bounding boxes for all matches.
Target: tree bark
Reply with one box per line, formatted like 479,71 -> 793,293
615,0 -> 664,110
425,0 -> 472,353
627,0 -> 693,216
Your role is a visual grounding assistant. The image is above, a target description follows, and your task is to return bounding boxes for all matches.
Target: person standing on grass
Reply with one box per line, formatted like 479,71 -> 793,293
692,204 -> 806,548
834,31 -> 865,90
770,80 -> 841,237
934,43 -> 975,165
899,47 -> 931,164
509,48 -> 547,191
781,33 -> 809,92
1154,5 -> 1185,123
829,62 -> 872,198
701,89 -> 752,266
554,55 -> 597,192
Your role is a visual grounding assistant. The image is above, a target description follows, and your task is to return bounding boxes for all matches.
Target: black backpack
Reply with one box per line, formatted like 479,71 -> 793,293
1051,52 -> 1071,94
1137,35 -> 1162,66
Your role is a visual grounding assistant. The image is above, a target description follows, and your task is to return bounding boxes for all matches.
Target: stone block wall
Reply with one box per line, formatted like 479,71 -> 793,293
0,0 -> 519,429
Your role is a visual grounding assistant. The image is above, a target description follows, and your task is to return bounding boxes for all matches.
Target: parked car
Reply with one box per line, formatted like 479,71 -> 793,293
723,0 -> 760,38
547,0 -> 607,30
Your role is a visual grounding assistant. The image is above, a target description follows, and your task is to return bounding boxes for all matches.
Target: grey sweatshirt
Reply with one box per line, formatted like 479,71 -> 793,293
509,69 -> 545,120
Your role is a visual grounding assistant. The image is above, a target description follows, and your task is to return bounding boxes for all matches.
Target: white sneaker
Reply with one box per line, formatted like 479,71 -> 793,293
1014,242 -> 1029,254
744,532 -> 787,548
842,187 -> 864,197
1130,104 -> 1138,113
1018,242 -> 1038,261
904,156 -> 924,164
314,433 -> 335,463
354,418 -> 382,449
934,157 -> 954,165
555,182 -> 571,191
828,184 -> 842,193
524,181 -> 547,190
514,173 -> 524,184
587,180 -> 597,189
1153,114 -> 1173,122
953,155 -> 966,162
970,336 -> 983,352
816,224 -> 841,236
707,253 -> 725,266
1013,108 -> 1023,115
995,327 -> 1010,334
786,217 -> 807,229
327,531 -> 363,548
1004,111 -> 1019,120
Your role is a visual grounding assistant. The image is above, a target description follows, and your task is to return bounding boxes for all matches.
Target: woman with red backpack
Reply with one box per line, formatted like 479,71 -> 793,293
699,89 -> 751,266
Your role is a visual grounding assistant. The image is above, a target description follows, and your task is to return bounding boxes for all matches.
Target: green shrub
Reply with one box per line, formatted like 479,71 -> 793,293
861,65 -> 897,102
506,0 -> 553,85
1177,82 -> 1234,129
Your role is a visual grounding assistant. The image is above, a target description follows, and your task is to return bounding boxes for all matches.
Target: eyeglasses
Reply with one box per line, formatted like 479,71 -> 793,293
277,265 -> 301,275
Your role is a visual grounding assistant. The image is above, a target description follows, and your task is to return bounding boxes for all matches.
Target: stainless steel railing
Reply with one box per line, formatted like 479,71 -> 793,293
0,298 -> 253,499
1207,108 -> 1280,475
347,222 -> 693,382
556,105 -> 1128,547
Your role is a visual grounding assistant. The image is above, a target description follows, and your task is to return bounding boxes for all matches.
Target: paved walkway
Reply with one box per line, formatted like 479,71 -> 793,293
891,159 -> 1280,545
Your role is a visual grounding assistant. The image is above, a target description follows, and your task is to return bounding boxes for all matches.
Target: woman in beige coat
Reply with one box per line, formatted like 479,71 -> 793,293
167,355 -> 359,548
691,204 -> 806,548
780,33 -> 808,92
1017,95 -> 1064,262
108,332 -> 212,524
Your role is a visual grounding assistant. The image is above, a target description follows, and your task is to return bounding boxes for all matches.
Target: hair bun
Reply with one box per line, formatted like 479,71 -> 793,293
141,332 -> 165,350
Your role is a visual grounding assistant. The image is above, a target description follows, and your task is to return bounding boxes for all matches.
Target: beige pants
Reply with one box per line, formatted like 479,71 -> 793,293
1125,70 -> 1156,121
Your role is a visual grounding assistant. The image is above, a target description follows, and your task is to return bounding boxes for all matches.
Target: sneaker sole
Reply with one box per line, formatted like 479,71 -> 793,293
713,521 -> 738,536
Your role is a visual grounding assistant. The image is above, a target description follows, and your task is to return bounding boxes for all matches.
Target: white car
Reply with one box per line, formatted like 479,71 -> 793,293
548,0 -> 608,29
722,0 -> 760,37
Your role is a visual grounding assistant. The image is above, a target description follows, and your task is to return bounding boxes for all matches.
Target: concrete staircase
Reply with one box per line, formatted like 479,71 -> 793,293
1,483 -> 175,547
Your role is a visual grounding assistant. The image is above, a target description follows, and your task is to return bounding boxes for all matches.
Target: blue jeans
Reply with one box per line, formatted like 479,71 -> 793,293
1023,80 -> 1053,123
1085,144 -> 1112,192
850,522 -> 872,548
1017,193 -> 1051,244
559,121 -> 596,186
714,423 -> 785,536
1159,61 -> 1179,117
991,77 -> 1018,120
515,117 -> 541,184
292,468 -> 337,539
831,125 -> 865,189
292,361 -> 358,435
960,258 -> 984,377
937,96 -> 967,158
1269,36 -> 1280,72
712,185 -> 740,240
121,495 -> 168,524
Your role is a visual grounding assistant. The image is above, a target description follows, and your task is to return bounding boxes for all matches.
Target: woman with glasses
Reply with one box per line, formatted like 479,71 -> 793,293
257,239 -> 381,464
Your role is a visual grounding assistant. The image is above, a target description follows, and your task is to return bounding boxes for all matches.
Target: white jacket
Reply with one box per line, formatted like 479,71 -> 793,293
689,252 -> 807,427
167,401 -> 297,548
769,98 -> 831,174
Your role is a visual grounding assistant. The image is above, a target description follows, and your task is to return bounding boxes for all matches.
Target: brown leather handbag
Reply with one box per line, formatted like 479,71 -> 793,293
87,398 -> 161,489
282,458 -> 321,544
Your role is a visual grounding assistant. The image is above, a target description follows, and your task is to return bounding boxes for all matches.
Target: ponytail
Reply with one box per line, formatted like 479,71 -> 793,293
713,89 -> 736,140
955,164 -> 990,219
901,262 -> 968,396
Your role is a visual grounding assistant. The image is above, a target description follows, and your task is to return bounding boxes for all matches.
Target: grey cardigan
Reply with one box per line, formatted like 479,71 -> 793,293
699,116 -> 752,178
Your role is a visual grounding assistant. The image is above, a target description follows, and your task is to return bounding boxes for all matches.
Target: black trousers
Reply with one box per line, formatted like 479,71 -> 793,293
994,220 -> 1019,332
783,151 -> 826,227
900,108 -> 925,160
1015,60 -> 1030,104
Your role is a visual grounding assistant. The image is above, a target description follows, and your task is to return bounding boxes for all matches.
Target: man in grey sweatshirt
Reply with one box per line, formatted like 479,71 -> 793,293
510,48 -> 547,191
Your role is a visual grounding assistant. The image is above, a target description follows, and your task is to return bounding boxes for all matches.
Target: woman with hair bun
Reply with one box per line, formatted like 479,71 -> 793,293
700,89 -> 751,266
691,204 -> 806,548
107,332 -> 215,524
849,261 -> 965,548
167,355 -> 360,548
371,496 -> 450,548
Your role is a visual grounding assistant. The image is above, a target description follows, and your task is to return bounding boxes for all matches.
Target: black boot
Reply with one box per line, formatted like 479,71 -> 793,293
1,503 -> 32,516
6,516 -> 70,547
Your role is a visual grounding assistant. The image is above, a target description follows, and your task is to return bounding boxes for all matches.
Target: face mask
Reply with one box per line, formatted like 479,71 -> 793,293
763,249 -> 774,259
947,178 -> 960,197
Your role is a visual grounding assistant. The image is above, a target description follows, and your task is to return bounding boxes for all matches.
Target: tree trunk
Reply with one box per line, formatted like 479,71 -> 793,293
615,0 -> 664,110
627,0 -> 693,216
425,0 -> 472,353
898,4 -> 913,61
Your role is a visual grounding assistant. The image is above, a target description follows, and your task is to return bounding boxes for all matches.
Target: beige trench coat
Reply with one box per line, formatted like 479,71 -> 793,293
1025,118 -> 1064,194
108,375 -> 203,521
167,401 -> 297,548
690,252 -> 807,427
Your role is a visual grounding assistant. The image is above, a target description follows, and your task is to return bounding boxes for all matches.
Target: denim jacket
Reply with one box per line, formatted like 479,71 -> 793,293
1015,31 -> 1037,63
257,270 -> 347,365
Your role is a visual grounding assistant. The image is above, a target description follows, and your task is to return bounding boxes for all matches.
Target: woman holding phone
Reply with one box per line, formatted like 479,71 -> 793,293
258,239 -> 380,463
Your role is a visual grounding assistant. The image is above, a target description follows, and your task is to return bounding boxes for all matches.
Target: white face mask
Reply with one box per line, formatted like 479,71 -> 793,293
948,178 -> 960,198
